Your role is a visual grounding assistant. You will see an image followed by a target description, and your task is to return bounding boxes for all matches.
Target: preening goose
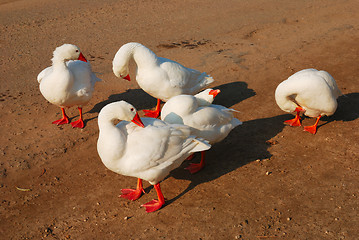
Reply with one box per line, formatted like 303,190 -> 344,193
112,42 -> 214,118
275,69 -> 341,134
97,101 -> 211,212
37,44 -> 101,128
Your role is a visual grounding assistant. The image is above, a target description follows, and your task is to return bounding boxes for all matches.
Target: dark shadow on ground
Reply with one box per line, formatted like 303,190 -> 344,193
165,114 -> 289,206
213,81 -> 256,108
329,93 -> 359,122
89,81 -> 256,114
88,89 -> 157,113
312,93 -> 359,130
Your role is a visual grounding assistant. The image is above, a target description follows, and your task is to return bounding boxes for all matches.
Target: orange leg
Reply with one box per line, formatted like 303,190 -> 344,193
284,106 -> 303,127
186,151 -> 206,174
141,183 -> 165,213
71,107 -> 85,128
304,115 -> 321,135
143,99 -> 161,118
120,178 -> 145,201
52,108 -> 69,125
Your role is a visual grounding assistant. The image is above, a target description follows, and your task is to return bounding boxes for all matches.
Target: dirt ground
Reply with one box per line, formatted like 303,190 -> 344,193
1,0 -> 359,239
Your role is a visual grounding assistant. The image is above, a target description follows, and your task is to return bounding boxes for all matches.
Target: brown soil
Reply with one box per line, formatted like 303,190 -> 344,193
1,0 -> 358,239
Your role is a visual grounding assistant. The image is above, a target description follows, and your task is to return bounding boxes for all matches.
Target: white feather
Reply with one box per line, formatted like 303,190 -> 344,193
112,42 -> 214,102
37,44 -> 101,108
97,101 -> 211,185
161,89 -> 242,144
275,69 -> 341,117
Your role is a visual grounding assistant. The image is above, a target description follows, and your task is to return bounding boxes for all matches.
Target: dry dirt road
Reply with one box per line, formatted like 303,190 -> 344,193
1,0 -> 358,239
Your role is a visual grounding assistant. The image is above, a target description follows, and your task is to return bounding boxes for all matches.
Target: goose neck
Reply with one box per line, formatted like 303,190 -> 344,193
131,43 -> 158,68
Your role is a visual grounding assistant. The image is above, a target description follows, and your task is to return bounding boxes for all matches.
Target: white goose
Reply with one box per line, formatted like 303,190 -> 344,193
161,89 -> 242,173
37,44 -> 101,128
112,42 -> 214,118
275,68 -> 342,134
97,101 -> 211,212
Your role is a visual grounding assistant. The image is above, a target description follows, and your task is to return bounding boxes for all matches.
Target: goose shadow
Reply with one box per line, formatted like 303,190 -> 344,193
326,92 -> 359,121
310,92 -> 359,130
88,89 -> 158,114
88,81 -> 256,114
83,116 -> 98,128
212,81 -> 256,108
165,114 -> 289,206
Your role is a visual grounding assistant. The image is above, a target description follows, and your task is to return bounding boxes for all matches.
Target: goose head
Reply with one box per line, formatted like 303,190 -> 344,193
195,88 -> 221,106
100,101 -> 145,128
112,64 -> 131,81
112,52 -> 131,81
52,44 -> 87,63
277,93 -> 303,113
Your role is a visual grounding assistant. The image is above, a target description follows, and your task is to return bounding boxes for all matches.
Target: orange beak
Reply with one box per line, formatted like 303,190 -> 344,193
131,113 -> 145,128
209,89 -> 221,98
78,52 -> 87,62
122,74 -> 131,81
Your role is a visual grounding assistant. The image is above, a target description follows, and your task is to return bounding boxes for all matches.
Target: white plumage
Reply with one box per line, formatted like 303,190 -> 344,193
37,44 -> 101,128
97,101 -> 210,212
161,89 -> 242,173
275,68 -> 341,134
112,42 -> 214,117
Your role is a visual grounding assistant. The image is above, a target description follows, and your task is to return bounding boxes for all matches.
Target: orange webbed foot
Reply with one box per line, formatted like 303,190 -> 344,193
284,106 -> 303,127
284,117 -> 301,127
303,125 -> 317,134
185,162 -> 204,174
143,109 -> 160,118
143,98 -> 161,118
303,116 -> 321,135
52,117 -> 69,125
185,152 -> 205,174
141,183 -> 165,213
120,178 -> 145,201
141,199 -> 164,213
71,119 -> 84,128
52,108 -> 69,125
120,188 -> 144,201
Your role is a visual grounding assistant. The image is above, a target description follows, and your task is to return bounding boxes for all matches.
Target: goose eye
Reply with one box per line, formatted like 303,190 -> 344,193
130,108 -> 134,112
75,50 -> 79,53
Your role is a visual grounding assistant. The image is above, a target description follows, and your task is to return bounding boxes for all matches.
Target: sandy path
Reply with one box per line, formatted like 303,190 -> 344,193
1,0 -> 358,239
